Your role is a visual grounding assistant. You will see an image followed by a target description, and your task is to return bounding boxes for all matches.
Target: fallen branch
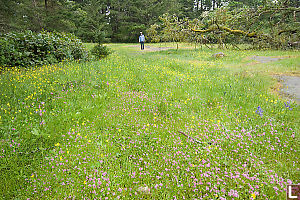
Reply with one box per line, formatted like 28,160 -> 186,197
178,131 -> 211,145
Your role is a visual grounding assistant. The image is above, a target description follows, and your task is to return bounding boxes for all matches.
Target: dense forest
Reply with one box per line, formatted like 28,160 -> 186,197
0,0 -> 299,44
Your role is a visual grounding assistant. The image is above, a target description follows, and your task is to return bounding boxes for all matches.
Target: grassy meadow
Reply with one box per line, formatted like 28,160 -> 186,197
0,43 -> 299,199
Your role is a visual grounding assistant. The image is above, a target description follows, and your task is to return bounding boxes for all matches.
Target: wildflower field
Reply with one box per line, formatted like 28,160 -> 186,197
0,43 -> 299,199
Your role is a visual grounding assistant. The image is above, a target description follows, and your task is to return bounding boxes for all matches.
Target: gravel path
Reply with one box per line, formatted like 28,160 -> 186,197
249,56 -> 284,63
276,75 -> 300,104
248,56 -> 299,103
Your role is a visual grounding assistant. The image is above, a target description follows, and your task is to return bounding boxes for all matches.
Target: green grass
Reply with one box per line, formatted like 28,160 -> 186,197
84,43 -> 97,51
0,43 -> 299,199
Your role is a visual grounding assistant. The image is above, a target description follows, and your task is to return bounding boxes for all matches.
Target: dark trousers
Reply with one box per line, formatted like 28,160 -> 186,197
140,42 -> 144,50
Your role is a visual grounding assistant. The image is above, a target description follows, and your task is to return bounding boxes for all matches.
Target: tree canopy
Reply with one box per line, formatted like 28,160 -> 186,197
0,0 -> 299,45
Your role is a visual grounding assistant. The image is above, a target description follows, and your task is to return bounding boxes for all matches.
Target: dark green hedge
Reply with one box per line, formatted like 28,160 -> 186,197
0,30 -> 89,68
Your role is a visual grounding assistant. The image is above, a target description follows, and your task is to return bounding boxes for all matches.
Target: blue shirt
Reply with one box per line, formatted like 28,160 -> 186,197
139,35 -> 145,42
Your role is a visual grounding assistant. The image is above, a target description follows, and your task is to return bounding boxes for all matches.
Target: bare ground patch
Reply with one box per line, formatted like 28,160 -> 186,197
125,45 -> 194,52
273,75 -> 300,104
125,45 -> 175,52
243,55 -> 297,65
240,55 -> 299,103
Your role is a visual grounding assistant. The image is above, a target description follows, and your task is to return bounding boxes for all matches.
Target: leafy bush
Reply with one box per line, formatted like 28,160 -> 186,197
90,43 -> 111,59
0,30 -> 89,68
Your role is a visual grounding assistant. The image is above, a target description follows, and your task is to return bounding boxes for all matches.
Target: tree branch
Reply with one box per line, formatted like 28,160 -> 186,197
191,26 -> 257,38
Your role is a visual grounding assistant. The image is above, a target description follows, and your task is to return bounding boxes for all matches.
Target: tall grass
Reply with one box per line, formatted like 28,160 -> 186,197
0,44 -> 299,199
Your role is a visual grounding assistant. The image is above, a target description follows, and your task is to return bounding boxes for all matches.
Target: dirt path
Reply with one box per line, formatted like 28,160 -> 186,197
126,45 -> 194,52
126,45 -> 175,52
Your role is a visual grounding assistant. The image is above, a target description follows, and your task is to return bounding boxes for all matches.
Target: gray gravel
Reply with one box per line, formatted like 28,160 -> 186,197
250,56 -> 284,63
249,56 -> 299,104
275,75 -> 300,104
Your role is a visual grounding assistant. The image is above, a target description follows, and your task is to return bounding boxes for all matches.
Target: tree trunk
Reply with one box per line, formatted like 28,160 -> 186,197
200,0 -> 203,12
32,0 -> 42,30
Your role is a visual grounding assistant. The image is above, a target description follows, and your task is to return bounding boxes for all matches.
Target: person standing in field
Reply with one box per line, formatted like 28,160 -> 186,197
139,32 -> 145,50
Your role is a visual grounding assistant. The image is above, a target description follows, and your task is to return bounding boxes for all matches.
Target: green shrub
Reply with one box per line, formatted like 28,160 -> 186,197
90,43 -> 111,59
0,30 -> 89,68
